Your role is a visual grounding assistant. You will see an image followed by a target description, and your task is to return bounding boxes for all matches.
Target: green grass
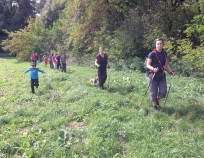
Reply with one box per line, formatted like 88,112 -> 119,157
0,58 -> 204,158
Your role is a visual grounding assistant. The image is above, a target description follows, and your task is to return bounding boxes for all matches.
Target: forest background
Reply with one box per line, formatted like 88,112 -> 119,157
1,0 -> 204,76
1,1 -> 204,157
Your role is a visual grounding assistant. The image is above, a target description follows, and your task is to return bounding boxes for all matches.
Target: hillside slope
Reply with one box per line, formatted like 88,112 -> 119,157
0,58 -> 204,157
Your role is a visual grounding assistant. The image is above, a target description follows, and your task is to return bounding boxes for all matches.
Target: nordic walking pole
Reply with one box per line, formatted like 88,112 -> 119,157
107,62 -> 112,90
139,73 -> 155,106
108,69 -> 111,90
164,74 -> 173,106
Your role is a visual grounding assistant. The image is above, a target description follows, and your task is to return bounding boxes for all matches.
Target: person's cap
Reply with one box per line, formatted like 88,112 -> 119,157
31,62 -> 35,66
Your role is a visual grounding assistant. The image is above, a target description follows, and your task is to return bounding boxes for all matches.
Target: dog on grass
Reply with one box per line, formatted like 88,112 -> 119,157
90,76 -> 98,86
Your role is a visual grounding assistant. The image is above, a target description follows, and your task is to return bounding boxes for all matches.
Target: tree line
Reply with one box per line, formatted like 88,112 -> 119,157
1,0 -> 204,77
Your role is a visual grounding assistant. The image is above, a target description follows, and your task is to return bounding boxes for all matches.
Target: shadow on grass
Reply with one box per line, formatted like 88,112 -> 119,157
162,101 -> 204,122
106,85 -> 138,95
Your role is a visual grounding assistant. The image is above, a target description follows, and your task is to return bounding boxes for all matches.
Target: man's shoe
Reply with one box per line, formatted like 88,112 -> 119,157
99,85 -> 104,89
156,101 -> 160,110
153,105 -> 160,111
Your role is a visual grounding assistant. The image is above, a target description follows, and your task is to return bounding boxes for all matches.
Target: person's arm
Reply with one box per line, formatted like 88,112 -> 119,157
146,58 -> 159,73
165,60 -> 175,76
95,59 -> 99,68
38,69 -> 46,74
24,68 -> 30,74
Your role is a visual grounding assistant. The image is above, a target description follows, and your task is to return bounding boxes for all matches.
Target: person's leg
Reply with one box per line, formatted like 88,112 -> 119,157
45,60 -> 47,67
31,79 -> 35,93
101,71 -> 107,88
61,64 -> 63,72
148,76 -> 159,110
64,64 -> 66,72
60,63 -> 61,70
35,79 -> 39,88
98,70 -> 103,88
54,63 -> 57,69
50,61 -> 52,68
57,63 -> 60,69
158,77 -> 167,101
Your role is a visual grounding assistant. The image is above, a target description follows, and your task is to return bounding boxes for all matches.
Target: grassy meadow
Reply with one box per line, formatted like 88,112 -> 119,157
0,58 -> 204,158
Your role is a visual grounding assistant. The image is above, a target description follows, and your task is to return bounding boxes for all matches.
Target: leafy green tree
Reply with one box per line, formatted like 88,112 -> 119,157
1,0 -> 203,75
2,18 -> 49,60
171,1 -> 204,76
0,0 -> 35,31
39,0 -> 66,27
105,29 -> 134,60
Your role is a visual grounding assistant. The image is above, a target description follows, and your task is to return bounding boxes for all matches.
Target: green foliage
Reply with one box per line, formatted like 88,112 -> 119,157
113,57 -> 144,72
106,29 -> 135,60
0,0 -> 35,31
143,28 -> 164,50
2,18 -> 49,60
1,0 -> 204,77
40,0 -> 66,27
176,39 -> 204,76
185,15 -> 204,44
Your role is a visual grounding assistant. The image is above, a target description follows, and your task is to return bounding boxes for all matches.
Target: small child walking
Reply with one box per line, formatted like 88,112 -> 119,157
24,62 -> 46,94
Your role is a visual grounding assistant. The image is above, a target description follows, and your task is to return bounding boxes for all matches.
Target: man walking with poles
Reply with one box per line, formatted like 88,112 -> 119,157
146,38 -> 175,110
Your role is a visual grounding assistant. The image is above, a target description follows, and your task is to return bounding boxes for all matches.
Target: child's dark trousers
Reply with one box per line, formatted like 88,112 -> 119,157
31,79 -> 39,93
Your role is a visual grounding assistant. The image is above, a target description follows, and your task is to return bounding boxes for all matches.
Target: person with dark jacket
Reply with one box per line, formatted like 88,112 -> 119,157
146,38 -> 175,110
56,52 -> 61,70
48,54 -> 53,69
95,46 -> 109,89
60,52 -> 67,72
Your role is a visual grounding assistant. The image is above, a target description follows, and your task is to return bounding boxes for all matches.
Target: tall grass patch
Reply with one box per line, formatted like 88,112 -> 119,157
0,58 -> 204,157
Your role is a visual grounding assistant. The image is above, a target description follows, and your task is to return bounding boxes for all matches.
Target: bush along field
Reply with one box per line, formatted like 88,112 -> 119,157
0,58 -> 204,158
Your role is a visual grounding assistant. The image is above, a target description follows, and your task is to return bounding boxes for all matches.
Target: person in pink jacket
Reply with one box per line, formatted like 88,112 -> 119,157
52,53 -> 57,69
30,52 -> 37,67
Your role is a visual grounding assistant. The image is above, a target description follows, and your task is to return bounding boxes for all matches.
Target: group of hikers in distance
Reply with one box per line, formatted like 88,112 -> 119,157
24,38 -> 175,111
31,52 -> 68,72
24,51 -> 68,94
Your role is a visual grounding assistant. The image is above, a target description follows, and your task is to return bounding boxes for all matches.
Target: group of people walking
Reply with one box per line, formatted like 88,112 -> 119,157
24,38 -> 175,110
24,51 -> 68,94
42,52 -> 68,72
94,38 -> 175,111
